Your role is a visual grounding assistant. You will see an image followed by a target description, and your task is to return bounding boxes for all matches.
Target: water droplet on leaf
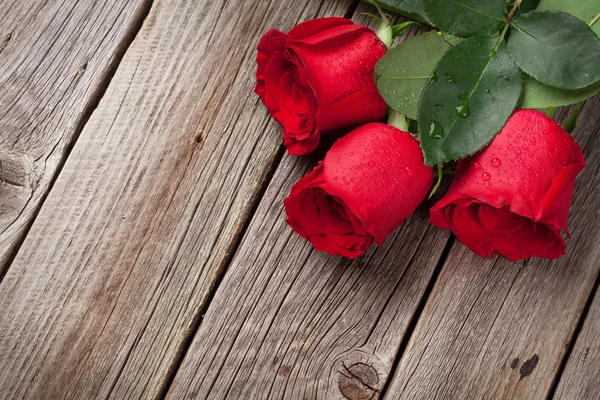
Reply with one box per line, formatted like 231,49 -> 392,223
456,103 -> 469,118
428,121 -> 444,139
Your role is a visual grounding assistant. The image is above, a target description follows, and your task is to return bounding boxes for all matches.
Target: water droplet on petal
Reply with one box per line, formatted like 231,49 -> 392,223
492,158 -> 501,167
482,172 -> 491,181
405,166 -> 412,175
473,162 -> 481,170
514,146 -> 522,155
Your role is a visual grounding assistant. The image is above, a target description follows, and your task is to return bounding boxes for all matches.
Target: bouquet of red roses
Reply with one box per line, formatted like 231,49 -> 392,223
255,0 -> 597,261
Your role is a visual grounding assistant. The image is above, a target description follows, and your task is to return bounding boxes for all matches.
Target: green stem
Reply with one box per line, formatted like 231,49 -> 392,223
363,0 -> 393,48
429,163 -> 444,199
387,109 -> 409,131
562,102 -> 585,133
507,0 -> 522,24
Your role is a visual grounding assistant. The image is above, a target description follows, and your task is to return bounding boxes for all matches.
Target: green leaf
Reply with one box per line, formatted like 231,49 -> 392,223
422,0 -> 507,37
375,32 -> 451,120
441,32 -> 464,47
508,10 -> 600,90
539,0 -> 600,37
374,0 -> 431,24
419,36 -> 522,165
519,2 -> 600,108
521,76 -> 600,109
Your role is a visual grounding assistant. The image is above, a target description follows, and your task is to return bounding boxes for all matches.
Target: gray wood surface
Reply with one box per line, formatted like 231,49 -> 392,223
384,96 -> 600,400
0,0 -> 151,274
166,139 -> 451,400
0,0 -> 358,399
166,10 -> 454,399
553,284 -> 600,400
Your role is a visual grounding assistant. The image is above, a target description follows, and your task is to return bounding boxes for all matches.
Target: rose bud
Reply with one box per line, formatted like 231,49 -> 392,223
255,17 -> 388,155
284,122 -> 434,258
430,110 -> 585,261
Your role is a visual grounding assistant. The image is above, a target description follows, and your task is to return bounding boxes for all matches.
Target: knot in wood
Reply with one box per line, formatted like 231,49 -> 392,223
338,361 -> 379,400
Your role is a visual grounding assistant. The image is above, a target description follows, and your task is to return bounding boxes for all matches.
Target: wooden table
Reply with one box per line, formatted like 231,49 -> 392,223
1,0 -> 599,399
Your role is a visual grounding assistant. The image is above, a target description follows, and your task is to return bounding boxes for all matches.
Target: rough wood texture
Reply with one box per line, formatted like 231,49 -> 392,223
384,96 -> 600,400
553,284 -> 600,400
0,0 -> 357,399
166,146 -> 451,400
0,0 -> 151,273
166,11 -> 450,400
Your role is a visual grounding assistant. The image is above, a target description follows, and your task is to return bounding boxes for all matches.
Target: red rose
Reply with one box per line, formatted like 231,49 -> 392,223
284,123 -> 434,258
255,18 -> 388,155
430,110 -> 585,261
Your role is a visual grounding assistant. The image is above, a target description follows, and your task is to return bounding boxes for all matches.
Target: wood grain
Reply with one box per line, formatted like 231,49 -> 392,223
383,96 -> 600,400
165,9 -> 453,399
166,144 -> 451,400
0,0 -> 151,274
0,0 -> 358,399
553,284 -> 600,400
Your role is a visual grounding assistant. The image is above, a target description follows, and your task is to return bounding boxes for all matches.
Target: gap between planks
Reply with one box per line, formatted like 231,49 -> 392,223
0,0 -> 154,281
154,1 -> 362,396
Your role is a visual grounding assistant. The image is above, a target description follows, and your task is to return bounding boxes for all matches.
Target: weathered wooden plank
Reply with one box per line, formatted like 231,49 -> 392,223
165,9 -> 453,399
553,284 -> 600,400
166,150 -> 451,400
0,0 -> 358,399
0,0 -> 152,274
383,96 -> 600,400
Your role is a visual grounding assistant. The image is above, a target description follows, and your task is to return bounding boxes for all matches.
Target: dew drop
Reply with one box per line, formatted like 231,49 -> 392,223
445,73 -> 457,83
456,103 -> 469,118
334,176 -> 339,181
430,71 -> 438,82
492,158 -> 501,167
514,146 -> 522,155
482,172 -> 491,181
428,121 -> 444,139
405,166 -> 413,175
473,162 -> 481,170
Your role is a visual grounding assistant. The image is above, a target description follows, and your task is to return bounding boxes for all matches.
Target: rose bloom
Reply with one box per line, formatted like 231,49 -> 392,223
430,110 -> 585,261
284,123 -> 434,258
255,17 -> 388,155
